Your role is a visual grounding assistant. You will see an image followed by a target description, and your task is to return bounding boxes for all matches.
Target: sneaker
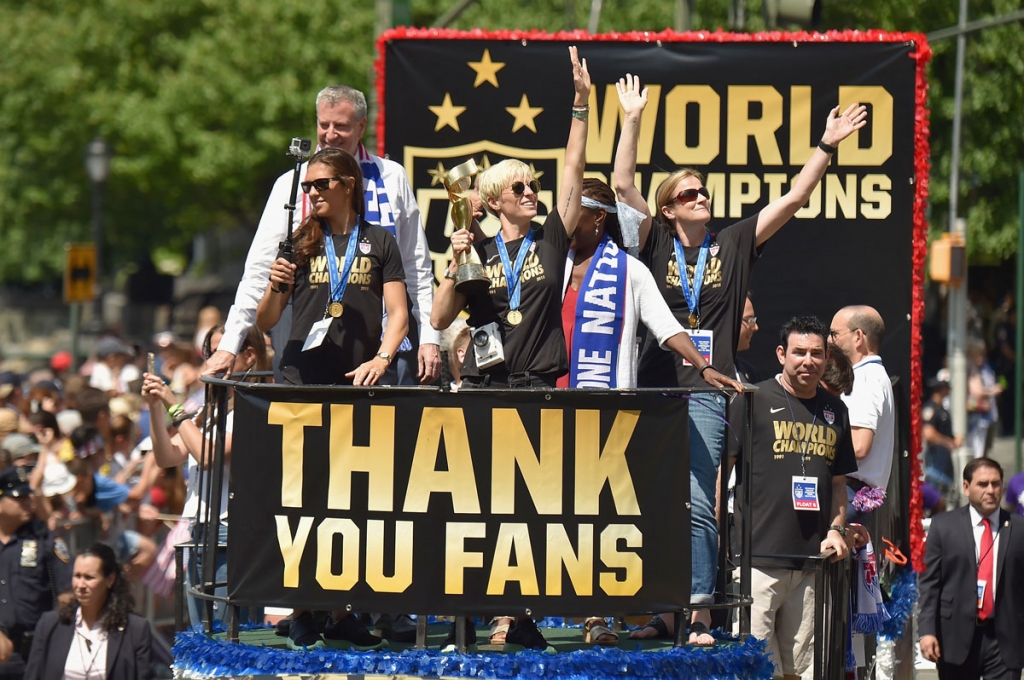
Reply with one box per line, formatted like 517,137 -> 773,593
287,611 -> 324,649
323,613 -> 387,650
440,618 -> 478,652
386,613 -> 418,643
504,618 -> 554,653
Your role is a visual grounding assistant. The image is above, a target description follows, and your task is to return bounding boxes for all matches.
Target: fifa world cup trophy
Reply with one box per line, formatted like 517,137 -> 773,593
443,159 -> 489,294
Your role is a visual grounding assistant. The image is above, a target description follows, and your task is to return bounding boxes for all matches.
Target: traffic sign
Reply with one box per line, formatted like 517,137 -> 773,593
64,243 -> 96,303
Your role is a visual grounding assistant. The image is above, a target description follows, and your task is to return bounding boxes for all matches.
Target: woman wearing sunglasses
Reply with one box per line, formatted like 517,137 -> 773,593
613,74 -> 867,645
257,147 -> 409,387
431,46 -> 590,393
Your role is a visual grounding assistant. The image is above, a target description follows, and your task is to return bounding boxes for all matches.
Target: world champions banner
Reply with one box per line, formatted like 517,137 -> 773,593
376,29 -> 931,568
228,386 -> 692,614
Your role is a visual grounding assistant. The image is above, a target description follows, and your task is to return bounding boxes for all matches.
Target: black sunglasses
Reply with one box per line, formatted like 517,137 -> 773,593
509,180 -> 540,196
670,187 -> 711,204
300,176 -> 347,194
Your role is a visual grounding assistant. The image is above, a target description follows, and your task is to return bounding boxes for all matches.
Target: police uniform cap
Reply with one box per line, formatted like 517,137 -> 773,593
0,466 -> 33,498
2,432 -> 42,460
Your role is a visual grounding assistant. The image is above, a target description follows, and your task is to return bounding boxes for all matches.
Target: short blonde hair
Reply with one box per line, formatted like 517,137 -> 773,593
478,159 -> 533,204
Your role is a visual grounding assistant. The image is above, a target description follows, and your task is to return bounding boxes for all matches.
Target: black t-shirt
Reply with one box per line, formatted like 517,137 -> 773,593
637,214 -> 760,387
461,210 -> 571,378
740,378 -> 858,569
281,221 -> 405,385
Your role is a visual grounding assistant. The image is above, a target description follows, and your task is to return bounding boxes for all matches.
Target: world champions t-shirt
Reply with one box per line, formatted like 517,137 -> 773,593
738,378 -> 858,569
281,221 -> 405,385
461,210 -> 571,379
637,213 -> 760,388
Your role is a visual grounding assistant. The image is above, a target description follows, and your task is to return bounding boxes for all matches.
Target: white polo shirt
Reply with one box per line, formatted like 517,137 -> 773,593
842,355 -> 895,489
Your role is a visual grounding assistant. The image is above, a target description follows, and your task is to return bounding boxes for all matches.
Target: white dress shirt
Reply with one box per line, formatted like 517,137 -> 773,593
969,504 -> 1001,598
64,609 -> 108,680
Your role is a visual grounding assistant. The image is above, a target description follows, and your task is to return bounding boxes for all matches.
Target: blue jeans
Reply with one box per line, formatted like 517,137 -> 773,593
187,522 -> 261,629
687,392 -> 727,604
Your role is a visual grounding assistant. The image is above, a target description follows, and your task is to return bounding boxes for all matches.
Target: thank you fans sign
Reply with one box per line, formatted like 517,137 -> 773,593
228,386 -> 692,614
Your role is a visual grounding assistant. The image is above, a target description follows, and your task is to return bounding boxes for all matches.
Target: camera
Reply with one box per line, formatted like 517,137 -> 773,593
288,137 -> 312,160
471,322 -> 505,370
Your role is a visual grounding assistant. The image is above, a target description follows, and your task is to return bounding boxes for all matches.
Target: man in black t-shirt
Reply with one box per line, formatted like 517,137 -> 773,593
739,316 -> 856,680
922,374 -> 960,506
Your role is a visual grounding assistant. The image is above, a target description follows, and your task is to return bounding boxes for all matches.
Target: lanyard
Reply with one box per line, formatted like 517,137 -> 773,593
322,220 -> 360,308
779,379 -> 819,476
495,228 -> 536,313
673,232 -> 710,328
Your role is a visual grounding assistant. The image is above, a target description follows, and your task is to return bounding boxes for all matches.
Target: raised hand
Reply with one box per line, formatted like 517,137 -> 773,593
569,45 -> 591,106
616,73 -> 648,118
822,103 -> 868,146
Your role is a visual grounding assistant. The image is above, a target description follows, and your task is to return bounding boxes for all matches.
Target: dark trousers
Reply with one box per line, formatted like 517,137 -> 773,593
937,623 -> 1022,680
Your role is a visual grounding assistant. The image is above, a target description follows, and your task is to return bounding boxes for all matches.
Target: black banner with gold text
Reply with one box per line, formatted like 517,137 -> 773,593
227,385 -> 692,615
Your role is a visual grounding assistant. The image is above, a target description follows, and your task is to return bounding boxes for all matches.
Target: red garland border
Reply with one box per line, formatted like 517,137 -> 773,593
375,28 -> 933,571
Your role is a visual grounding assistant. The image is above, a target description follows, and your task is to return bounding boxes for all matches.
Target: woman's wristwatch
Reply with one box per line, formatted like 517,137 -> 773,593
444,266 -> 457,282
828,525 -> 847,538
376,352 -> 393,365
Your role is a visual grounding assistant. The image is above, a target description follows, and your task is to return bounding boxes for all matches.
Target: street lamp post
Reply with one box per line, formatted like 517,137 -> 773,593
84,138 -> 111,330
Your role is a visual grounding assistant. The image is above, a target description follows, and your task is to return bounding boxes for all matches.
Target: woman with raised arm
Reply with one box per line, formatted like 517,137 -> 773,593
431,45 -> 590,392
613,73 -> 867,645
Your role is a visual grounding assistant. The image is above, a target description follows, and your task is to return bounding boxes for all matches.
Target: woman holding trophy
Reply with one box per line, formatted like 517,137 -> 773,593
431,46 -> 590,391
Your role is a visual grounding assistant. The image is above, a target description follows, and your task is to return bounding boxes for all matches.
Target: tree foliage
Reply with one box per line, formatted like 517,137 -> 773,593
0,0 -> 1021,283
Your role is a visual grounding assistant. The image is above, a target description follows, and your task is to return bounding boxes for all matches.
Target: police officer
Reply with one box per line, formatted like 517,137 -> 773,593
0,466 -> 71,679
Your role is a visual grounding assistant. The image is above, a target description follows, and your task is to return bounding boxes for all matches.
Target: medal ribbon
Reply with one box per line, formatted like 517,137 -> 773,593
322,220 -> 360,313
495,228 -> 536,315
673,232 -> 711,324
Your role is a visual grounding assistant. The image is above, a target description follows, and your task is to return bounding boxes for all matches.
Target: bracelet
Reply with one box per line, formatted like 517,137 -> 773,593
818,140 -> 837,154
167,404 -> 184,418
571,109 -> 589,121
828,525 -> 848,537
699,364 -> 714,376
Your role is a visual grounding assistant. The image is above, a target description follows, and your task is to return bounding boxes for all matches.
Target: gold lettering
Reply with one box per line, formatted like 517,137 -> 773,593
825,174 -> 858,219
546,524 -> 594,596
763,173 -> 788,203
837,86 -> 893,166
860,174 -> 892,219
316,518 -> 359,591
404,408 -> 480,514
444,522 -> 485,595
575,410 -> 641,515
727,86 -> 783,166
706,173 -> 727,219
788,85 -> 815,166
275,515 -> 313,588
353,256 -> 372,273
599,524 -> 643,596
587,84 -> 661,165
268,402 -> 322,508
729,172 -> 762,218
365,520 -> 414,593
491,409 -> 563,515
486,523 -> 539,596
328,404 -> 395,511
664,85 -> 721,166
792,173 -> 822,219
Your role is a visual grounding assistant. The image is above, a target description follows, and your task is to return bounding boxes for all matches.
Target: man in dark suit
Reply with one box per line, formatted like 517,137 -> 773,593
919,458 -> 1024,680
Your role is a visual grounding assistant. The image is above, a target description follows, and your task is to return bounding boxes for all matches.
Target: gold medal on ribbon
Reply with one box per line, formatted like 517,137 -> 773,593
328,302 -> 344,318
507,309 -> 523,326
688,312 -> 699,329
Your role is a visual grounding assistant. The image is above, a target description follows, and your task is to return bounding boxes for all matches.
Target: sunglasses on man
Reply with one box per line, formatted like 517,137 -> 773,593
509,180 -> 541,196
669,187 -> 711,204
300,176 -> 348,194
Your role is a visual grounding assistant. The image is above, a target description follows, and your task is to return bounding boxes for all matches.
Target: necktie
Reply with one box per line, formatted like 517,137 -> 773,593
978,517 -> 994,620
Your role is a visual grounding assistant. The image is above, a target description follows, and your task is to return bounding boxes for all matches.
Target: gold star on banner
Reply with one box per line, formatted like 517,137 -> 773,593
528,163 -> 544,182
429,93 -> 467,132
468,49 -> 506,88
506,95 -> 543,133
479,155 -> 493,171
427,161 -> 448,187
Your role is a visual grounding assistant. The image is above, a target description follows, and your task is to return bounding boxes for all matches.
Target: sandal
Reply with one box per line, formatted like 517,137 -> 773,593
628,615 -> 670,640
687,620 -> 715,647
489,616 -> 512,645
583,617 -> 619,645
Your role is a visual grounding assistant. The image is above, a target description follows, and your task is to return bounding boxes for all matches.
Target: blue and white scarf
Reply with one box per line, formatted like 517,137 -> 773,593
569,236 -> 628,388
357,144 -> 411,352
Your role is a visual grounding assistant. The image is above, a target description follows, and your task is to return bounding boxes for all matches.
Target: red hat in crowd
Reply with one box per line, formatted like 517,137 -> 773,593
51,351 -> 73,373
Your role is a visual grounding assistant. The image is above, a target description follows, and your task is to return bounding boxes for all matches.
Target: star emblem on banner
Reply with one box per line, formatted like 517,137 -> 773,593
427,161 -> 448,187
528,163 -> 544,181
479,155 -> 492,171
506,95 -> 543,133
468,49 -> 506,88
429,93 -> 467,132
